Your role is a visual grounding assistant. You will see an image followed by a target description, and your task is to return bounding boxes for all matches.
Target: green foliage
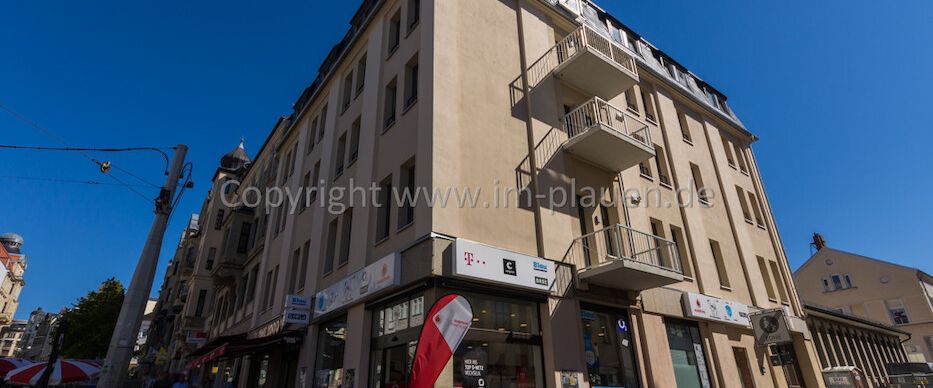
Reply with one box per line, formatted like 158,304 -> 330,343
55,278 -> 125,359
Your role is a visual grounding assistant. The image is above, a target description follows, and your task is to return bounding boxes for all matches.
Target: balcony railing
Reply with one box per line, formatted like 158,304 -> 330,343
566,223 -> 682,276
563,97 -> 652,147
527,25 -> 638,91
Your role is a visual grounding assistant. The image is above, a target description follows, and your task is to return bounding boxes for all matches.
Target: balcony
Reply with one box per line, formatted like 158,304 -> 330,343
562,97 -> 654,172
528,25 -> 639,100
564,224 -> 683,291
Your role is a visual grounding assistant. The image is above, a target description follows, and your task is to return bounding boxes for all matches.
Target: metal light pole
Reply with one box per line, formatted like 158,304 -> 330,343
99,144 -> 187,387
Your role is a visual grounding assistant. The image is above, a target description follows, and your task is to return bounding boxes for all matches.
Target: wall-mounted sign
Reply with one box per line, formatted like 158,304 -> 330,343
454,238 -> 556,292
314,253 -> 400,317
682,292 -> 750,327
750,308 -> 793,346
185,331 -> 207,345
285,294 -> 311,310
284,308 -> 311,325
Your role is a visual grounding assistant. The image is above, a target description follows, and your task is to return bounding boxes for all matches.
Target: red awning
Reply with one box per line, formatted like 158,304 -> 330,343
185,343 -> 227,371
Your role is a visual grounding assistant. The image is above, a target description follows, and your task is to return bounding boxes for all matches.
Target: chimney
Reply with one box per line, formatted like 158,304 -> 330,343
812,233 -> 827,251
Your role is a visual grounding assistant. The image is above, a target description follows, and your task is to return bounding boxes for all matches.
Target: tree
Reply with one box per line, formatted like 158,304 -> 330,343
55,278 -> 125,359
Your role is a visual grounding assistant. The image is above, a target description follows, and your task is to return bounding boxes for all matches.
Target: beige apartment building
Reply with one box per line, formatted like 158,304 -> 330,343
795,235 -> 933,364
146,0 -> 829,387
0,234 -> 27,329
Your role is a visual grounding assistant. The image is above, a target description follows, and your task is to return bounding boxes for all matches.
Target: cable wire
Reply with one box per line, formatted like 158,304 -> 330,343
0,175 -> 155,188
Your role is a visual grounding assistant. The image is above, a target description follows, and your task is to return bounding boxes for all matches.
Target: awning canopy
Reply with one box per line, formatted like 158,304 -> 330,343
184,331 -> 304,371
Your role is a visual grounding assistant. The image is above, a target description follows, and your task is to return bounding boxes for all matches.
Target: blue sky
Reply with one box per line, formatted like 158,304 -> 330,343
1,0 -> 931,319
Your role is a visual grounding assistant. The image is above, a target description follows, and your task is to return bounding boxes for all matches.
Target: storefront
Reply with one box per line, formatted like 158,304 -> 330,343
314,316 -> 348,388
665,319 -> 713,388
578,304 -> 639,388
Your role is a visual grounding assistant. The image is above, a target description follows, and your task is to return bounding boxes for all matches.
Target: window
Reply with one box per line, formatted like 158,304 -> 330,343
748,193 -> 765,228
734,143 -> 749,173
722,137 -> 736,167
844,274 -> 853,288
306,116 -> 318,153
641,89 -> 657,122
324,218 -> 338,274
407,0 -> 420,32
709,240 -> 730,288
315,317 -> 347,388
299,172 -> 311,212
821,278 -> 830,292
310,161 -> 321,203
624,88 -> 638,112
399,160 -> 415,228
376,175 -> 393,241
334,133 -> 347,178
236,222 -> 252,254
341,72 -> 353,112
669,225 -> 692,278
205,247 -> 216,271
404,55 -> 419,109
655,145 -> 672,186
286,143 -> 297,179
732,347 -> 755,388
288,247 -> 301,294
736,186 -> 752,223
387,11 -> 401,56
757,256 -> 777,301
689,163 -> 709,204
338,208 -> 353,267
886,299 -> 910,324
384,78 -> 398,128
677,110 -> 692,143
246,266 -> 259,303
638,160 -> 652,178
769,260 -> 790,303
825,273 -> 854,291
214,209 -> 224,230
318,105 -> 328,144
194,289 -> 207,317
266,264 -> 279,310
298,240 -> 310,291
348,117 -> 360,165
355,55 -> 367,97
666,320 -> 712,388
261,269 -> 273,311
579,305 -> 640,387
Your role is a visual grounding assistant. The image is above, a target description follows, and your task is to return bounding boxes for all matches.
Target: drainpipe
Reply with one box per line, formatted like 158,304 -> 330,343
514,0 -> 546,258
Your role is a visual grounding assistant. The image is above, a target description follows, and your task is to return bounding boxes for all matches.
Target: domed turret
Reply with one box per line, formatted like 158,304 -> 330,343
0,233 -> 23,254
220,138 -> 251,171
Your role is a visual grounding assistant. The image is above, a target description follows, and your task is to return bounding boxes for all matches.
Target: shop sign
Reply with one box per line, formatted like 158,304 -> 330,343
185,331 -> 207,345
284,308 -> 311,325
249,316 -> 284,340
682,292 -> 750,327
285,294 -> 311,310
750,308 -> 792,346
454,238 -> 556,292
314,253 -> 401,317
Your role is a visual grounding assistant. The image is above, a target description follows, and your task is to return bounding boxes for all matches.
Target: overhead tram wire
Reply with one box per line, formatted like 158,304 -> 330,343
0,175 -> 154,188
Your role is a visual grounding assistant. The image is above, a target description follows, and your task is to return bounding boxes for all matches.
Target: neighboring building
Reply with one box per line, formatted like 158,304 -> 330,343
0,320 -> 26,357
795,234 -> 933,363
130,298 -> 159,371
0,233 -> 28,326
18,308 -> 58,360
804,303 -> 909,387
147,0 -> 827,387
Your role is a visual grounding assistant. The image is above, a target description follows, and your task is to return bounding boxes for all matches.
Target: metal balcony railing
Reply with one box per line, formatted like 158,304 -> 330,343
566,224 -> 682,274
563,97 -> 651,147
527,25 -> 638,89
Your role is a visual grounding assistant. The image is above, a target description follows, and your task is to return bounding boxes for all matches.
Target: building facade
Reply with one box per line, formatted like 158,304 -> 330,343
795,235 -> 933,364
147,0 -> 828,387
0,233 -> 28,327
804,303 -> 908,388
17,307 -> 58,360
0,320 -> 26,357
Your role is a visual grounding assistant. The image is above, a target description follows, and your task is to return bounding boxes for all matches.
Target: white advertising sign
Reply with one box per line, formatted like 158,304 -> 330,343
284,308 -> 311,325
313,253 -> 400,317
285,294 -> 311,310
682,292 -> 751,327
454,238 -> 556,292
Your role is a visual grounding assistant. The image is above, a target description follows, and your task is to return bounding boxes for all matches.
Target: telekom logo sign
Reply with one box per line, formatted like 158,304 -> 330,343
462,251 -> 486,266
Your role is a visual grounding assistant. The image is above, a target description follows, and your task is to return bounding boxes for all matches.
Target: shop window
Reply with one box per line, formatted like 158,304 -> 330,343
453,341 -> 543,388
579,306 -> 640,387
315,317 -> 347,388
463,292 -> 539,333
666,319 -> 712,388
370,293 -> 424,387
373,294 -> 425,337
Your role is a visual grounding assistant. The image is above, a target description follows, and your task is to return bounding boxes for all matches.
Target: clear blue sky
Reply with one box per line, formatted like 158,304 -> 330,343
1,0 -> 930,319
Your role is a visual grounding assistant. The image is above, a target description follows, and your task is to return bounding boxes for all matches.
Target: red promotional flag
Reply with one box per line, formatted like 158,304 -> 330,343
409,294 -> 473,388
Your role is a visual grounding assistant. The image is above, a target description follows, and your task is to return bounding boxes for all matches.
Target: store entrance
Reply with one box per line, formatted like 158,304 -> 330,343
453,329 -> 543,388
579,305 -> 640,388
